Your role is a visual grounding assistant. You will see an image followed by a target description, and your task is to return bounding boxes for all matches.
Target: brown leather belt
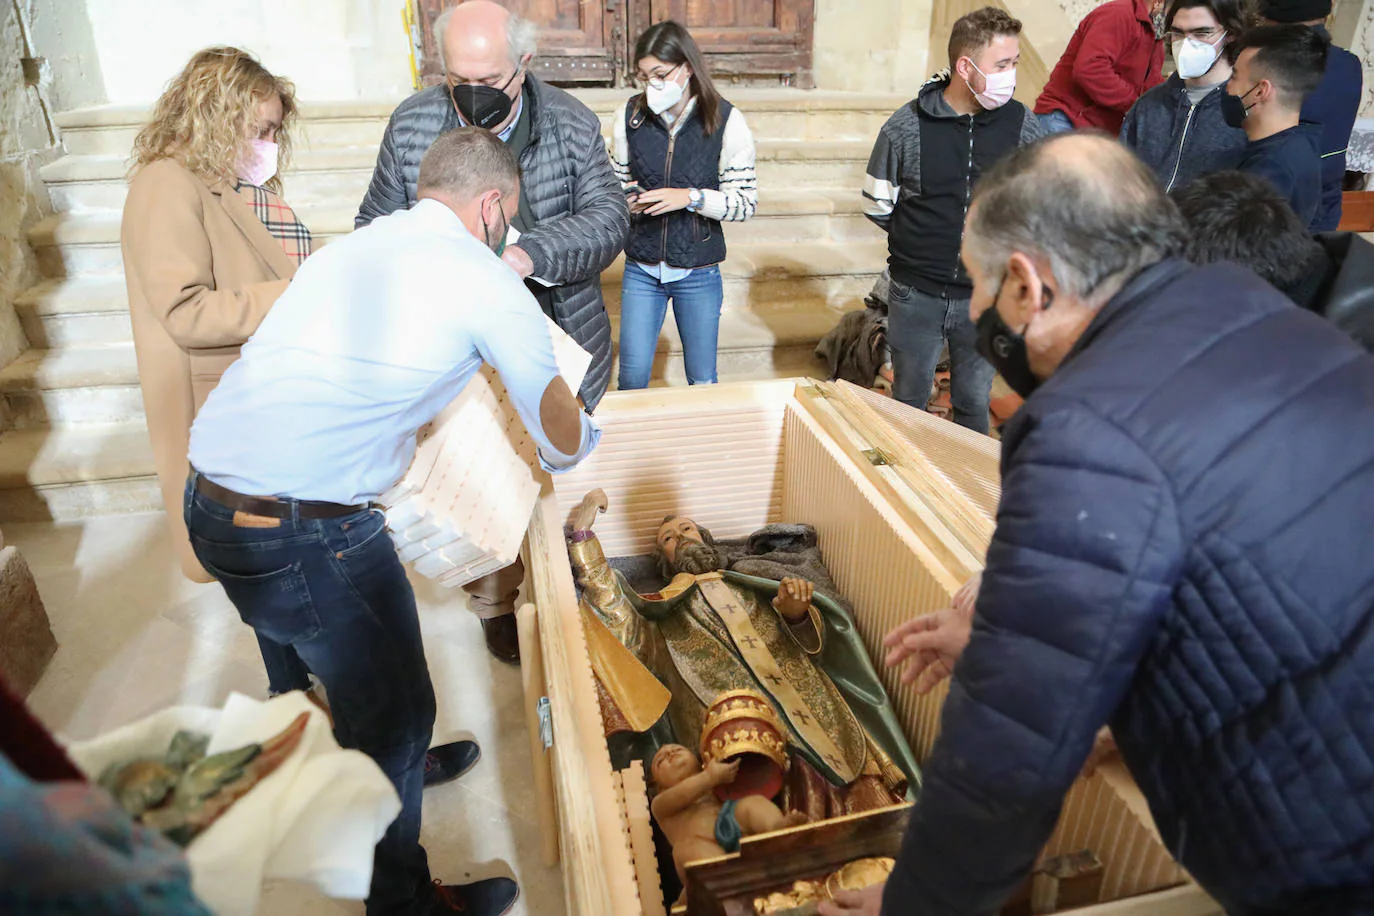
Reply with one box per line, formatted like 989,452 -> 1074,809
194,473 -> 371,520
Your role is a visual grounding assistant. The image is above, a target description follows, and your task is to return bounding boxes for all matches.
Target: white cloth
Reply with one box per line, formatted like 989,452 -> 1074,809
611,95 -> 758,282
189,198 -> 600,504
66,693 -> 400,916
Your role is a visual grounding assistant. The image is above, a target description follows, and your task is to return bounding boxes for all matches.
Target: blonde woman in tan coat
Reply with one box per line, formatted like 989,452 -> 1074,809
121,46 -> 314,696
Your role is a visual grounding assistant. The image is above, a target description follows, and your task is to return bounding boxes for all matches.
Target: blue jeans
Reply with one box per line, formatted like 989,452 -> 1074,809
618,260 -> 724,389
887,281 -> 995,434
184,475 -> 434,915
1038,110 -> 1075,135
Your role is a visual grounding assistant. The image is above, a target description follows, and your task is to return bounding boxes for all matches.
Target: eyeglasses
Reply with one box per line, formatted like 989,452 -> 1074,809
1167,26 -> 1225,42
633,63 -> 682,90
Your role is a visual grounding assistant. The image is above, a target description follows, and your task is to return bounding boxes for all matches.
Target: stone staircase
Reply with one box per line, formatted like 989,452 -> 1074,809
0,89 -> 902,520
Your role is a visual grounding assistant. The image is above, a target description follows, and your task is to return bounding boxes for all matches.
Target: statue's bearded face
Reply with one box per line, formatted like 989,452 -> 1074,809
656,517 -> 726,576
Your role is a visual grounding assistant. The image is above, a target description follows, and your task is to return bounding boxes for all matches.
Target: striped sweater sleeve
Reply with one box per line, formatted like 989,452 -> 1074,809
611,100 -> 634,190
864,126 -> 900,231
699,107 -> 758,222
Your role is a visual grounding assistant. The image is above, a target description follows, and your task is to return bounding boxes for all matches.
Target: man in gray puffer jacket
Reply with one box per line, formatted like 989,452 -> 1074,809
357,0 -> 629,413
358,1 -> 628,668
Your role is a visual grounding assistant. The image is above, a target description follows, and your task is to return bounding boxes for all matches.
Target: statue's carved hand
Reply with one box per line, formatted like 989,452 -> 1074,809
772,577 -> 815,623
881,574 -> 978,695
706,758 -> 740,787
570,489 -> 609,533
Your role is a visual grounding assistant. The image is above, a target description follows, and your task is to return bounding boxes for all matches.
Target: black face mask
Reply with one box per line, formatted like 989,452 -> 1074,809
1220,84 -> 1257,130
975,286 -> 1053,399
483,198 -> 509,257
451,69 -> 520,131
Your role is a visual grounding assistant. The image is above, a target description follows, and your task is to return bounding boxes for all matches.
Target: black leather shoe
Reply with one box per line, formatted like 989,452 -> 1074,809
481,615 -> 521,665
422,740 -> 481,789
429,876 -> 519,915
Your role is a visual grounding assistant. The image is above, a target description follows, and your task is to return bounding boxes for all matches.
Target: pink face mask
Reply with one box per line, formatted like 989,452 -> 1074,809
239,138 -> 279,187
967,61 -> 1017,110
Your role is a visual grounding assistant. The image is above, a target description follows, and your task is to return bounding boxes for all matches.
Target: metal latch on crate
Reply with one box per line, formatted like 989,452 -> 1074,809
537,696 -> 553,749
862,447 -> 893,467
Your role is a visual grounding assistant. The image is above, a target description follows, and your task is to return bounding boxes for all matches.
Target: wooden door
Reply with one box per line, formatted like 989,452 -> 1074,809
634,0 -> 815,87
418,0 -> 625,86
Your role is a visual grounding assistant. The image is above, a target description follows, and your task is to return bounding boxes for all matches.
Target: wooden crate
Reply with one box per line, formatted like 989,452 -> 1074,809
519,379 -> 1221,916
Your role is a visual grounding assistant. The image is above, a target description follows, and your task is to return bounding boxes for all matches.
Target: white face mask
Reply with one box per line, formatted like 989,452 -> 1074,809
1172,33 -> 1225,81
240,138 -> 278,187
967,61 -> 1017,110
645,67 -> 687,115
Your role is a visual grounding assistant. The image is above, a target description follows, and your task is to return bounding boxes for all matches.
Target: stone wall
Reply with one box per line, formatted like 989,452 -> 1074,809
814,0 -> 934,93
0,0 -> 53,380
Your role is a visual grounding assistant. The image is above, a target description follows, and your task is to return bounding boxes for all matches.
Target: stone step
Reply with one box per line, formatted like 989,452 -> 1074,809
0,343 -> 143,428
0,289 -> 859,427
0,422 -> 161,521
54,91 -> 905,157
15,279 -> 133,348
42,139 -> 872,213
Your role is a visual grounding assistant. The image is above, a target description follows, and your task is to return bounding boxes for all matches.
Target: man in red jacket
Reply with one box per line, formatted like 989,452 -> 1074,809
1035,0 -> 1167,135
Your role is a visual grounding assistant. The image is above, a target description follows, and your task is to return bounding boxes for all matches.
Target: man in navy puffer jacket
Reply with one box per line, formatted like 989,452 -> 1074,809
824,133 -> 1374,916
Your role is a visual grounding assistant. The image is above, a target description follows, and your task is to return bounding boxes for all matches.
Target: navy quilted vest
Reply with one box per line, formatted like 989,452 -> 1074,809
625,97 -> 732,270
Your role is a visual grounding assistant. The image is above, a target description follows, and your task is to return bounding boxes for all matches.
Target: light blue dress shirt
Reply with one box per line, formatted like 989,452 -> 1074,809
189,199 -> 599,505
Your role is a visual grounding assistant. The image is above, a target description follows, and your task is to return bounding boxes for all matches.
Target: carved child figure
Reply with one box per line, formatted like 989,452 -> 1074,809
651,744 -> 807,889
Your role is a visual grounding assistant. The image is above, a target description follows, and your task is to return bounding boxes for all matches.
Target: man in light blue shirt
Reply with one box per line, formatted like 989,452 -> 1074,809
185,128 -> 596,916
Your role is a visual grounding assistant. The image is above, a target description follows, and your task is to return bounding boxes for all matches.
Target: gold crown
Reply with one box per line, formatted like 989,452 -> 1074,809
700,689 -> 788,770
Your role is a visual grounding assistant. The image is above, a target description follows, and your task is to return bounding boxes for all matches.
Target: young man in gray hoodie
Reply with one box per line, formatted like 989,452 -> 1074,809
861,7 -> 1041,433
1121,0 -> 1251,192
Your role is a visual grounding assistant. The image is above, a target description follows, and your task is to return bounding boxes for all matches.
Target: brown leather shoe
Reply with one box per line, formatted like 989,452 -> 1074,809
481,614 -> 521,665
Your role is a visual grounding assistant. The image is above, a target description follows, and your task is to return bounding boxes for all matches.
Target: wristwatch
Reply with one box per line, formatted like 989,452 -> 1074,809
687,188 -> 703,212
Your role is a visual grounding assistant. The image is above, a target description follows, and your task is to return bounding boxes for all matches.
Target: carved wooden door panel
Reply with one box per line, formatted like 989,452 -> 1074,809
418,0 -> 625,86
633,0 -> 815,87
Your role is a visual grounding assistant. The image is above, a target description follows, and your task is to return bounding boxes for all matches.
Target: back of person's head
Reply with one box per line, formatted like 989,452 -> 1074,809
1258,0 -> 1332,24
418,127 -> 520,203
965,134 -> 1187,303
1171,170 -> 1323,293
131,46 -> 297,194
1232,24 -> 1329,109
1166,0 -> 1254,39
634,20 -> 725,135
947,7 -> 1024,70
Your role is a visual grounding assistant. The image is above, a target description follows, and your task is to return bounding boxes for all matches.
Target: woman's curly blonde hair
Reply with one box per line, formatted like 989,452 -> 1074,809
130,46 -> 297,194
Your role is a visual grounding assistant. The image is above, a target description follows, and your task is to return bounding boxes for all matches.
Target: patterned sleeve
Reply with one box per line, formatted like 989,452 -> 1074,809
863,125 -> 901,230
611,99 -> 634,189
698,107 -> 759,222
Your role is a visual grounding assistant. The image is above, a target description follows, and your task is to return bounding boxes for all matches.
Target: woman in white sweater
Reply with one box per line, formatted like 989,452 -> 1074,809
612,20 -> 758,389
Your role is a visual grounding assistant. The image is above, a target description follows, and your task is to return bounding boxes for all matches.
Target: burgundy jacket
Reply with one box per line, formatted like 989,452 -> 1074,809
1035,0 -> 1165,135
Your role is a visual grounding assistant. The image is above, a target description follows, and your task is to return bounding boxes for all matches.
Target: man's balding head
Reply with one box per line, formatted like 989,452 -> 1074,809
436,1 -> 538,81
965,134 -> 1185,304
961,134 -> 1187,384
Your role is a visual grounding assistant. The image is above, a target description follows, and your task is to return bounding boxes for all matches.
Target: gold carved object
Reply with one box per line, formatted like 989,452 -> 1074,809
824,857 -> 895,898
699,689 -> 789,801
753,880 -> 825,914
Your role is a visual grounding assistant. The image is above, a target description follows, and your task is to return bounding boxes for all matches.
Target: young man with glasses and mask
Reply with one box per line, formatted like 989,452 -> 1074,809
357,0 -> 629,667
187,128 -> 599,916
1224,24 -> 1328,229
862,7 -> 1042,434
1120,0 -> 1250,192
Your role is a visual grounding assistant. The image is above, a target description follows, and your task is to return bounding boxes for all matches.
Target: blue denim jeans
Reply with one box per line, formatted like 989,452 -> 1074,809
618,260 -> 724,389
1038,109 -> 1075,135
887,281 -> 995,434
184,475 -> 434,915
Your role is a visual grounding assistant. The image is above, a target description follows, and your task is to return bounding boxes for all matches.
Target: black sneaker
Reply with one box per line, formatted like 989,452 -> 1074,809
429,876 -> 519,915
422,740 -> 481,789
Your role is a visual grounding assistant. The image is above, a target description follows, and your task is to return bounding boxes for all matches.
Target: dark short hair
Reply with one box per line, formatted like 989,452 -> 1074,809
1171,170 -> 1322,291
1232,24 -> 1329,108
417,126 -> 519,201
948,7 -> 1023,70
965,134 -> 1187,301
1166,0 -> 1255,39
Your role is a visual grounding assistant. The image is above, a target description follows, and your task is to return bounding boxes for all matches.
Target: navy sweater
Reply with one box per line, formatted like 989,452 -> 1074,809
1120,74 -> 1247,192
885,260 -> 1374,915
1303,27 -> 1364,231
1236,125 -> 1324,229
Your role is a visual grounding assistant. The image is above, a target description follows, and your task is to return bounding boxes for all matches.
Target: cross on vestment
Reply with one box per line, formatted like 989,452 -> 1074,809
824,752 -> 845,770
740,634 -> 760,650
792,710 -> 813,726
764,673 -> 784,687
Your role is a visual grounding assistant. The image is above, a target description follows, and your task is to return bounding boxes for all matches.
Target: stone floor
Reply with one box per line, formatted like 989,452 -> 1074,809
8,512 -> 565,916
